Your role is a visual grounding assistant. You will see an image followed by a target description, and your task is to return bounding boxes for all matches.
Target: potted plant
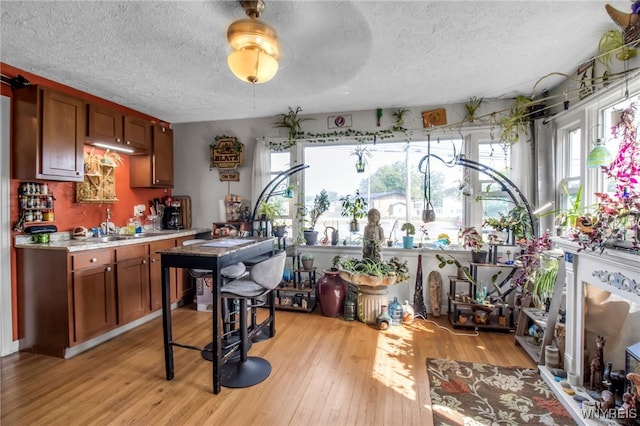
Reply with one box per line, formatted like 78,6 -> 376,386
272,222 -> 287,239
301,252 -> 314,270
256,199 -> 282,237
272,106 -> 314,148
483,204 -> 532,243
436,250 -> 503,297
303,189 -> 330,245
351,143 -> 372,173
461,227 -> 487,263
551,183 -> 593,236
340,189 -> 368,232
401,222 -> 415,249
334,255 -> 410,286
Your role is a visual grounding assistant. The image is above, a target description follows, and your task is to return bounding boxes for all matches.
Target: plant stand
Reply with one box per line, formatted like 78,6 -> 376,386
357,285 -> 389,324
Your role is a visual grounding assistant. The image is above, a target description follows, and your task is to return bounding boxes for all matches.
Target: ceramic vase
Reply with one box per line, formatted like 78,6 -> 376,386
545,346 -> 560,369
317,269 -> 346,317
376,305 -> 391,330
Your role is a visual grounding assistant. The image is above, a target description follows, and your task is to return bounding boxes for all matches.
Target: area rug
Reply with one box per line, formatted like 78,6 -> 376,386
427,358 -> 573,426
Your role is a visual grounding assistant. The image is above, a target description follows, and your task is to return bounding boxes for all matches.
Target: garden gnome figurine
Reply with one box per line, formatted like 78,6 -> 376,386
363,208 -> 385,262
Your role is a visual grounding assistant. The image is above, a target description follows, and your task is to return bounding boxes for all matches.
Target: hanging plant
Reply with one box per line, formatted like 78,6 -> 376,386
464,97 -> 483,123
350,143 -> 372,173
391,108 -> 410,131
498,95 -> 532,145
605,103 -> 639,198
597,29 -> 637,69
272,106 -> 315,147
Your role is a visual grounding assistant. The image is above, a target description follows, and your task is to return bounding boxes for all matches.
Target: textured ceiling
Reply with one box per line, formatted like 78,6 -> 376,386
0,1 -> 628,124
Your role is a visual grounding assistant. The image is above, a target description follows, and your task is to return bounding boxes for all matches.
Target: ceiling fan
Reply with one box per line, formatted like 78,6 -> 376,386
226,0 -> 281,84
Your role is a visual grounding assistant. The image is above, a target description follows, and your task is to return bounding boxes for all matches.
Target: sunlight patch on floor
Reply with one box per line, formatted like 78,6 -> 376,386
371,325 -> 416,401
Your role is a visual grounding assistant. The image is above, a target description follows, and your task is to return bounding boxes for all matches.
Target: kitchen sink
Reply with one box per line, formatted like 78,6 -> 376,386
88,236 -> 130,242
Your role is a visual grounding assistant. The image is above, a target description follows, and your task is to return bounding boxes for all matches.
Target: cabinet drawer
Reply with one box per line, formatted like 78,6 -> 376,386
72,250 -> 114,270
116,244 -> 149,261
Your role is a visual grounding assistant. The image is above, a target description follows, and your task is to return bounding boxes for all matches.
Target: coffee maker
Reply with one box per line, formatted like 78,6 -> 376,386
162,204 -> 183,230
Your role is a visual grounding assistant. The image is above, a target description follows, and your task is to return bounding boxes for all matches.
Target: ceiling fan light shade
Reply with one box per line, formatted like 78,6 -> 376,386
227,18 -> 280,59
227,16 -> 280,84
227,48 -> 279,84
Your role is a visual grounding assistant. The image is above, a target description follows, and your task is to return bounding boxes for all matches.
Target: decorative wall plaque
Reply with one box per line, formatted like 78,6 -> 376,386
219,170 -> 240,181
210,136 -> 245,170
422,108 -> 447,128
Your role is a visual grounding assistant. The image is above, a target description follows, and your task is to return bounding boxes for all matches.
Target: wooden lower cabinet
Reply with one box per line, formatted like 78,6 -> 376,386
115,244 -> 150,325
70,260 -> 116,344
16,235 -> 204,358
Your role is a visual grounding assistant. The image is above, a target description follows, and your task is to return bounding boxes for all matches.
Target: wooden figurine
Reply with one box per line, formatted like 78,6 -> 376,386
589,335 -> 606,391
428,270 -> 442,317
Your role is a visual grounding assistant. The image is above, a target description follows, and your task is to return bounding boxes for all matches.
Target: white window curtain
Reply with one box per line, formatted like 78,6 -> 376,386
251,138 -> 270,210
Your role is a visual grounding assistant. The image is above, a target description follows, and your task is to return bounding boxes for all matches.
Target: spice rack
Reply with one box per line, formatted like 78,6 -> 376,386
19,182 -> 55,225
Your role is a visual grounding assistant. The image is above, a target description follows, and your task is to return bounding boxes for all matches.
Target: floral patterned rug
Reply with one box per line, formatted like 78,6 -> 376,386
427,358 -> 574,426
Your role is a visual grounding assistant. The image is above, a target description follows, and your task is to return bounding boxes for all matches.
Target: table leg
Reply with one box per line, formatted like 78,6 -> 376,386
212,260 -> 222,394
161,264 -> 174,380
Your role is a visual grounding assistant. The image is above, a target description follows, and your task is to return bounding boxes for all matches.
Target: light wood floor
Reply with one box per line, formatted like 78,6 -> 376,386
1,305 -> 534,426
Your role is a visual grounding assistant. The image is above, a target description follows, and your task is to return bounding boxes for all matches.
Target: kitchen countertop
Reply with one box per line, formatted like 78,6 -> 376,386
14,229 -> 212,252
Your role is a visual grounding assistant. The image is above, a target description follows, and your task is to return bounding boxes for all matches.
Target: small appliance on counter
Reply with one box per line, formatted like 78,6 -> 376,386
162,201 -> 183,230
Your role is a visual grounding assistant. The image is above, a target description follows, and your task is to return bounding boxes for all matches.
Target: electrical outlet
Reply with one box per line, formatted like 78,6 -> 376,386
134,205 -> 145,217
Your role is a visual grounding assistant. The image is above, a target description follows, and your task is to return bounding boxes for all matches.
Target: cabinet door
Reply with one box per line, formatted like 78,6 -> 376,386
123,115 -> 151,153
152,126 -> 174,187
116,245 -> 151,325
129,125 -> 173,188
70,264 -> 116,344
149,239 -> 177,311
12,85 -> 85,181
87,104 -> 123,144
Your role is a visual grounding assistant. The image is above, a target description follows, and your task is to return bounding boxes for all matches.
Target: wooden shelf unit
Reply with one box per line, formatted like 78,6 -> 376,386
514,251 -> 566,365
273,254 -> 317,312
447,275 -> 515,331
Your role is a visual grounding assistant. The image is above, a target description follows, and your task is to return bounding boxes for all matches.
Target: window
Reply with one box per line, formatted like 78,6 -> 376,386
477,140 -> 512,227
558,127 -> 582,214
269,134 -> 524,246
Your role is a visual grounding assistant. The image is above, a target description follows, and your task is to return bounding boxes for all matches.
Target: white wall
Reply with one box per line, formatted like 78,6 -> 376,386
1,95 -> 19,356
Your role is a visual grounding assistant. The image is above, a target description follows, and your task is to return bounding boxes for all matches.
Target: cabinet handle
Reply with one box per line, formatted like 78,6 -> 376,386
91,257 -> 98,263
106,266 -> 112,272
76,171 -> 80,175
151,258 -> 157,263
116,138 -> 121,143
126,140 -> 131,145
142,259 -> 147,264
155,179 -> 160,183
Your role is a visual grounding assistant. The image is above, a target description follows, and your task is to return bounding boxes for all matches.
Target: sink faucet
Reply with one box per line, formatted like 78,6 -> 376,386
105,208 -> 111,235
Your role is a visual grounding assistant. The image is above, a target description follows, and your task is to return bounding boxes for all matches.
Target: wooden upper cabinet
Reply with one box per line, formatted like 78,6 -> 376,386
87,104 -> 150,154
130,125 -> 174,188
12,85 -> 85,182
87,104 -> 124,144
123,115 -> 151,153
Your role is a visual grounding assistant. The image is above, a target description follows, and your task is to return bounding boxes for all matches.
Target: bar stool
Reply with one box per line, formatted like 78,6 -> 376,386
220,251 -> 286,388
